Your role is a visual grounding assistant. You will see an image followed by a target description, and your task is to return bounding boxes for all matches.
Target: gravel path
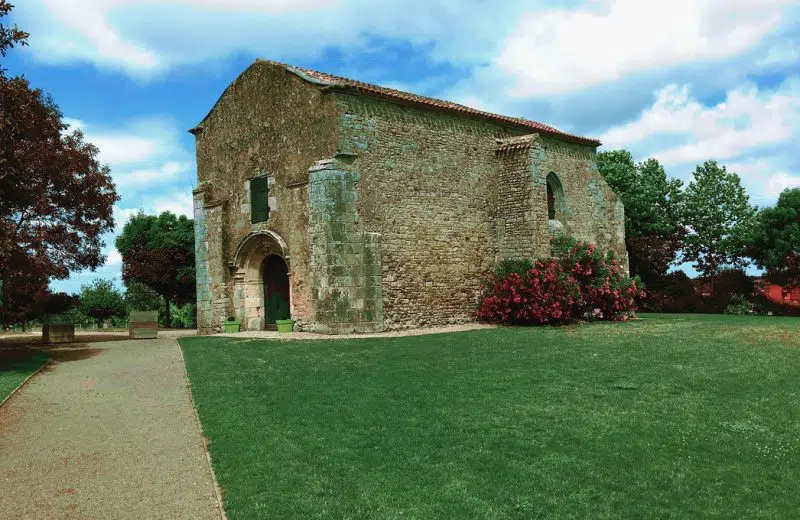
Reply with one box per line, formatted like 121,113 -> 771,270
0,337 -> 221,520
216,323 -> 496,340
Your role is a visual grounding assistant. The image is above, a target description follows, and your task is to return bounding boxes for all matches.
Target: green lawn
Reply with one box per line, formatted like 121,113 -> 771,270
0,348 -> 49,403
179,314 -> 800,519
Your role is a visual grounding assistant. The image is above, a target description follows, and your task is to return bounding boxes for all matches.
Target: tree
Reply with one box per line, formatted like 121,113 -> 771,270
115,211 -> 195,327
79,279 -> 125,326
681,161 -> 756,284
0,3 -> 118,327
124,280 -> 163,313
38,291 -> 79,316
596,150 -> 685,283
747,188 -> 800,288
0,268 -> 47,328
0,1 -> 28,60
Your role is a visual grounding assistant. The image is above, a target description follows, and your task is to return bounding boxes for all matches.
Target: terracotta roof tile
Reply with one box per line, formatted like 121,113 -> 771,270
264,60 -> 600,147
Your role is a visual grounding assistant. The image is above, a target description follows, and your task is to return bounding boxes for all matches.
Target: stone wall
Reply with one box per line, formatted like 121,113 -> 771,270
331,94 -> 626,330
307,157 -> 383,333
532,137 -> 628,267
334,93 -> 527,329
192,61 -> 338,331
495,136 -> 550,261
192,61 -> 626,334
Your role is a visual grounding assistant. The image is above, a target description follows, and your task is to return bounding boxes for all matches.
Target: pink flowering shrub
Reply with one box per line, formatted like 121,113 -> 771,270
552,236 -> 645,321
477,259 -> 581,325
478,236 -> 645,325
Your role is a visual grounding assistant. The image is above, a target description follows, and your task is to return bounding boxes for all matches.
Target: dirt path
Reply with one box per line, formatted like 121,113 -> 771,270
0,337 -> 221,520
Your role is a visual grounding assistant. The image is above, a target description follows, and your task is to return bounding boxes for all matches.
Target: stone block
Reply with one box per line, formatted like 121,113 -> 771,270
129,311 -> 158,339
42,323 -> 75,344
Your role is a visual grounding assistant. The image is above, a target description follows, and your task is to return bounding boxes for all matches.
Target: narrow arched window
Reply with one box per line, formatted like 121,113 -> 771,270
546,172 -> 565,222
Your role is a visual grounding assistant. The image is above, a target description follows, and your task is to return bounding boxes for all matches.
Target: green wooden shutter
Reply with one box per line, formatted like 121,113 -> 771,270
250,177 -> 269,223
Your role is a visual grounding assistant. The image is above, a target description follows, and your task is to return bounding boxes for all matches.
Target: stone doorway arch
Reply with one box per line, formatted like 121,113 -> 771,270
230,231 -> 290,330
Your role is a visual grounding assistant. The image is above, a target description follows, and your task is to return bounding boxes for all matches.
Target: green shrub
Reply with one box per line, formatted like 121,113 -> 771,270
169,303 -> 197,328
725,294 -> 761,315
493,259 -> 534,279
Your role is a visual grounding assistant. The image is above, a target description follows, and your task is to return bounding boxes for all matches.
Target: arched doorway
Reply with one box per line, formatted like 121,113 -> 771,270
262,255 -> 290,325
230,230 -> 290,331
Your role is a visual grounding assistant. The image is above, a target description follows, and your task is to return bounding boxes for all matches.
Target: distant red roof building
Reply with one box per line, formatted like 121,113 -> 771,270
759,283 -> 800,306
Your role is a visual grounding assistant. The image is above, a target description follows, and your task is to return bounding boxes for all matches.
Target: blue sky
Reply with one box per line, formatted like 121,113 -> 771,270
5,0 -> 800,294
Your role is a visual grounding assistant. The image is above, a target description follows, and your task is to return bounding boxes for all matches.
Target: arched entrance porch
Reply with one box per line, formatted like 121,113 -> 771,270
230,231 -> 291,330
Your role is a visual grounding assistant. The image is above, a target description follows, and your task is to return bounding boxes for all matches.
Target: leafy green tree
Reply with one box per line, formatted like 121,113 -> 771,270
681,161 -> 756,284
124,280 -> 163,312
62,302 -> 91,327
79,279 -> 126,326
596,150 -> 685,283
115,211 -> 195,327
747,188 -> 800,288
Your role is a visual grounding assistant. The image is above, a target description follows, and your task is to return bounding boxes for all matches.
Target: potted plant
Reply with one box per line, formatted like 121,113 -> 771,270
223,316 -> 241,333
275,318 -> 295,333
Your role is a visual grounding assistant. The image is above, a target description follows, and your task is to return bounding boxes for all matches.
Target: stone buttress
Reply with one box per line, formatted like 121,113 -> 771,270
307,157 -> 383,334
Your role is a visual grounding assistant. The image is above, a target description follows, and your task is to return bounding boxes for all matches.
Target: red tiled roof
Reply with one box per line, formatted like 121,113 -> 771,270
271,61 -> 601,147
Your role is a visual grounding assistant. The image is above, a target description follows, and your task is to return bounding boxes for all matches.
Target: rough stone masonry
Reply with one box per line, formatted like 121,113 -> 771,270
189,60 -> 627,335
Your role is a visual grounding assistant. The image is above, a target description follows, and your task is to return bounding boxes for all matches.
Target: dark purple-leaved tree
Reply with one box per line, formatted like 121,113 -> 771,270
0,1 -> 119,327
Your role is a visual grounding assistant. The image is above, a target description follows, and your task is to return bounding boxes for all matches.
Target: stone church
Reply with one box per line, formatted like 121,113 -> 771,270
190,60 -> 627,335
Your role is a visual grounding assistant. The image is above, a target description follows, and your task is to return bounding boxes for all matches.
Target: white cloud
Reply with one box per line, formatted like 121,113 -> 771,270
17,0 -> 531,77
152,191 -> 195,217
41,0 -> 161,73
113,206 -> 142,233
758,41 -> 800,68
765,172 -> 800,198
117,161 -> 191,187
597,77 -> 800,205
67,117 -> 194,203
600,78 -> 800,166
14,0 -> 798,105
26,0 -> 331,76
106,248 -> 123,266
720,160 -> 800,204
495,0 -> 795,97
185,0 -> 330,10
68,117 -> 185,166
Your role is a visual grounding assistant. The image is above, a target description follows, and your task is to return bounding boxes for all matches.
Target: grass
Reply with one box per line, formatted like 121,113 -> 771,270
0,346 -> 49,403
179,314 -> 800,519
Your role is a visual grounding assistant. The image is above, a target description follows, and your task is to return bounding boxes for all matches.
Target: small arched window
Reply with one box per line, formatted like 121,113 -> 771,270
546,172 -> 565,222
